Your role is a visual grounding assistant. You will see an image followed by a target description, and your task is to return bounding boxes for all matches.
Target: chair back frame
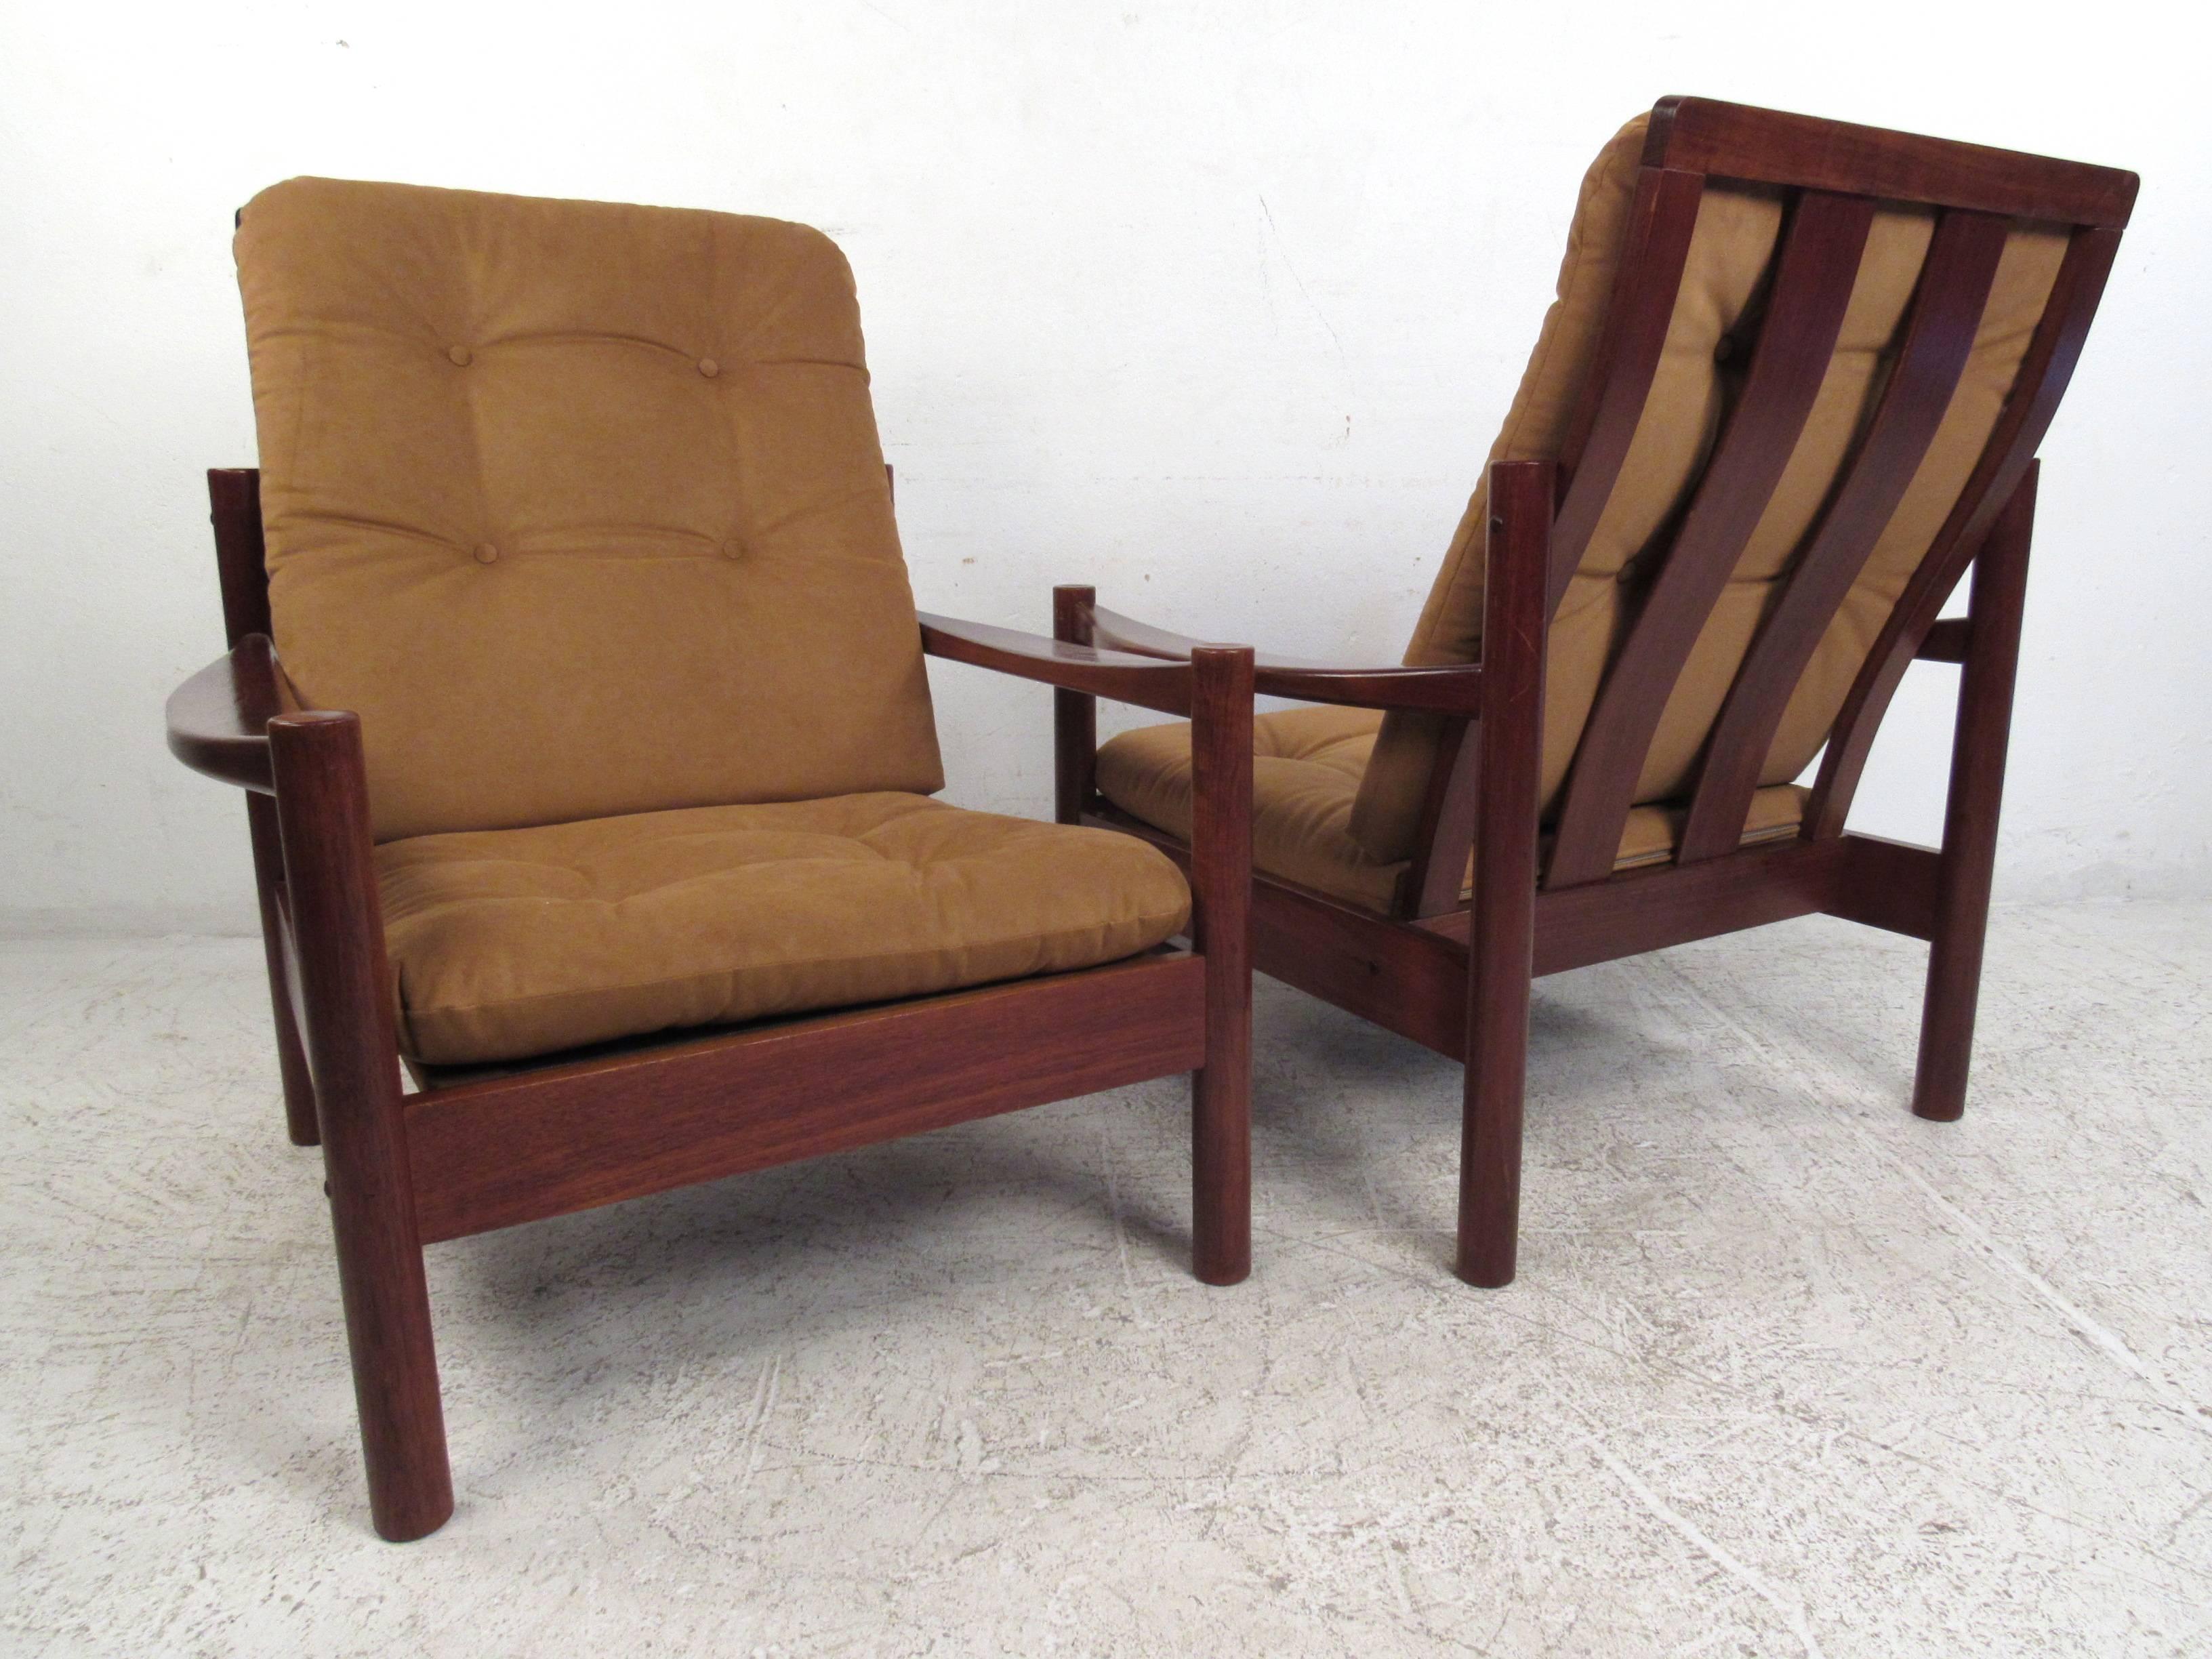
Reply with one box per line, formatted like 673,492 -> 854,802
1396,96 -> 2130,912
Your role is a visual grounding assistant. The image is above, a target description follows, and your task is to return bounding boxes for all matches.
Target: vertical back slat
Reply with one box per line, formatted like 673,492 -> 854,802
208,467 -> 270,646
1675,208 -> 2011,862
1545,167 -> 1706,613
1544,190 -> 1876,889
1404,718 -> 1481,916
1807,225 -> 2121,837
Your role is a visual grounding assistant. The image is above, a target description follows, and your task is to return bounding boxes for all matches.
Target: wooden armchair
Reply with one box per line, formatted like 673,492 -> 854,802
165,180 -> 1254,1541
1065,98 -> 2135,1287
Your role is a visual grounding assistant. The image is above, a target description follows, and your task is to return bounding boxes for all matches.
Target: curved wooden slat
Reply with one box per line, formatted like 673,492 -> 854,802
1544,190 -> 1876,889
1807,226 -> 2121,837
1676,208 -> 2010,863
1547,167 -> 1707,613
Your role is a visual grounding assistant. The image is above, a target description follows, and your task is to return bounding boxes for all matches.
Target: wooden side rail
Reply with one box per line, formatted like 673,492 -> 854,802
405,954 -> 1209,1242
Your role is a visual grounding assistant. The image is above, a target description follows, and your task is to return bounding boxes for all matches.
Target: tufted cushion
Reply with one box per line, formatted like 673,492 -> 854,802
376,794 -> 1191,1065
1349,117 -> 2069,863
236,178 -> 943,842
1099,707 -> 1405,909
1095,710 -> 1805,914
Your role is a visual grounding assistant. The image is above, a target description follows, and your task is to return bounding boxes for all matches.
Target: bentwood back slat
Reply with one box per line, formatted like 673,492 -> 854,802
1543,167 -> 1705,610
1544,190 -> 1875,889
1805,225 -> 2123,839
1677,209 -> 2011,863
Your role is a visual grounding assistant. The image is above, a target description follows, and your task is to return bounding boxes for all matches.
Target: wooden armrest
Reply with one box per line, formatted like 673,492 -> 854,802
165,634 -> 303,793
1086,603 -> 1483,714
918,613 -> 1202,717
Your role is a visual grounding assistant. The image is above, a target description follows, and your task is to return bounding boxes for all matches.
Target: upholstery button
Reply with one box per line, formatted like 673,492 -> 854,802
697,357 -> 720,378
447,345 -> 473,367
1618,558 -> 1640,582
720,538 -> 744,559
474,543 -> 499,565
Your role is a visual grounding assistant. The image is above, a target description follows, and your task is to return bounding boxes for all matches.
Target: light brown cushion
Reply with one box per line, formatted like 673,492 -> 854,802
377,794 -> 1191,1065
237,178 -> 943,842
1095,711 -> 1804,914
1098,707 -> 1405,911
1350,117 -> 2068,863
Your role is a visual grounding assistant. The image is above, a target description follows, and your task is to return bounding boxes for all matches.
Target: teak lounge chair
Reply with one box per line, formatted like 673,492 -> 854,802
1070,98 -> 2135,1288
165,182 -> 1256,1540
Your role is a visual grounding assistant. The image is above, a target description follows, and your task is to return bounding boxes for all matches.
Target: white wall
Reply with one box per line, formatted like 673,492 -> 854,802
3,0 -> 2206,932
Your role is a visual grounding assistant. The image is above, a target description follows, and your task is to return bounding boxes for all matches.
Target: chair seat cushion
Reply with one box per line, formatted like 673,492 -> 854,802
1099,706 -> 1408,912
1097,709 -> 1806,914
376,793 -> 1191,1065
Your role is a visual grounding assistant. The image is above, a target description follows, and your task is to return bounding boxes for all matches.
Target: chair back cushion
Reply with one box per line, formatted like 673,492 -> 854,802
1350,118 -> 2067,861
236,178 -> 943,840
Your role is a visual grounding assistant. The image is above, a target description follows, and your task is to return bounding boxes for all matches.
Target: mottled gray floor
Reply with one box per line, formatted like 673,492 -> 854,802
4,903 -> 2209,1656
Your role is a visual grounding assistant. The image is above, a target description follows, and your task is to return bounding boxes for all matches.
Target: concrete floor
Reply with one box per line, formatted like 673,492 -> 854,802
4,903 -> 2209,1656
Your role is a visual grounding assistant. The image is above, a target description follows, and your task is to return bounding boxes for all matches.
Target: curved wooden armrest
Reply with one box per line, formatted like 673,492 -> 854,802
165,634 -> 304,793
1086,602 -> 1483,714
918,613 -> 1201,717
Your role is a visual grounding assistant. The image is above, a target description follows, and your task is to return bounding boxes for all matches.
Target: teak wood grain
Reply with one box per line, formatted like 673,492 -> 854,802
407,954 -> 1209,1242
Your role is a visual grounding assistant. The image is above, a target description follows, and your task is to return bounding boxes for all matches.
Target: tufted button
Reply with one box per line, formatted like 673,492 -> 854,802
447,345 -> 473,367
697,356 -> 720,378
720,537 -> 745,560
1618,557 -> 1641,583
473,543 -> 499,565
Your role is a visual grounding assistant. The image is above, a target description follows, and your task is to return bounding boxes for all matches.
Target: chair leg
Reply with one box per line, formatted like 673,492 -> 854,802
245,792 -> 319,1145
319,1056 -> 453,1540
1188,645 -> 1254,1286
271,711 -> 453,1540
1912,465 -> 2035,1123
1454,459 -> 1551,1288
1191,1060 -> 1250,1286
